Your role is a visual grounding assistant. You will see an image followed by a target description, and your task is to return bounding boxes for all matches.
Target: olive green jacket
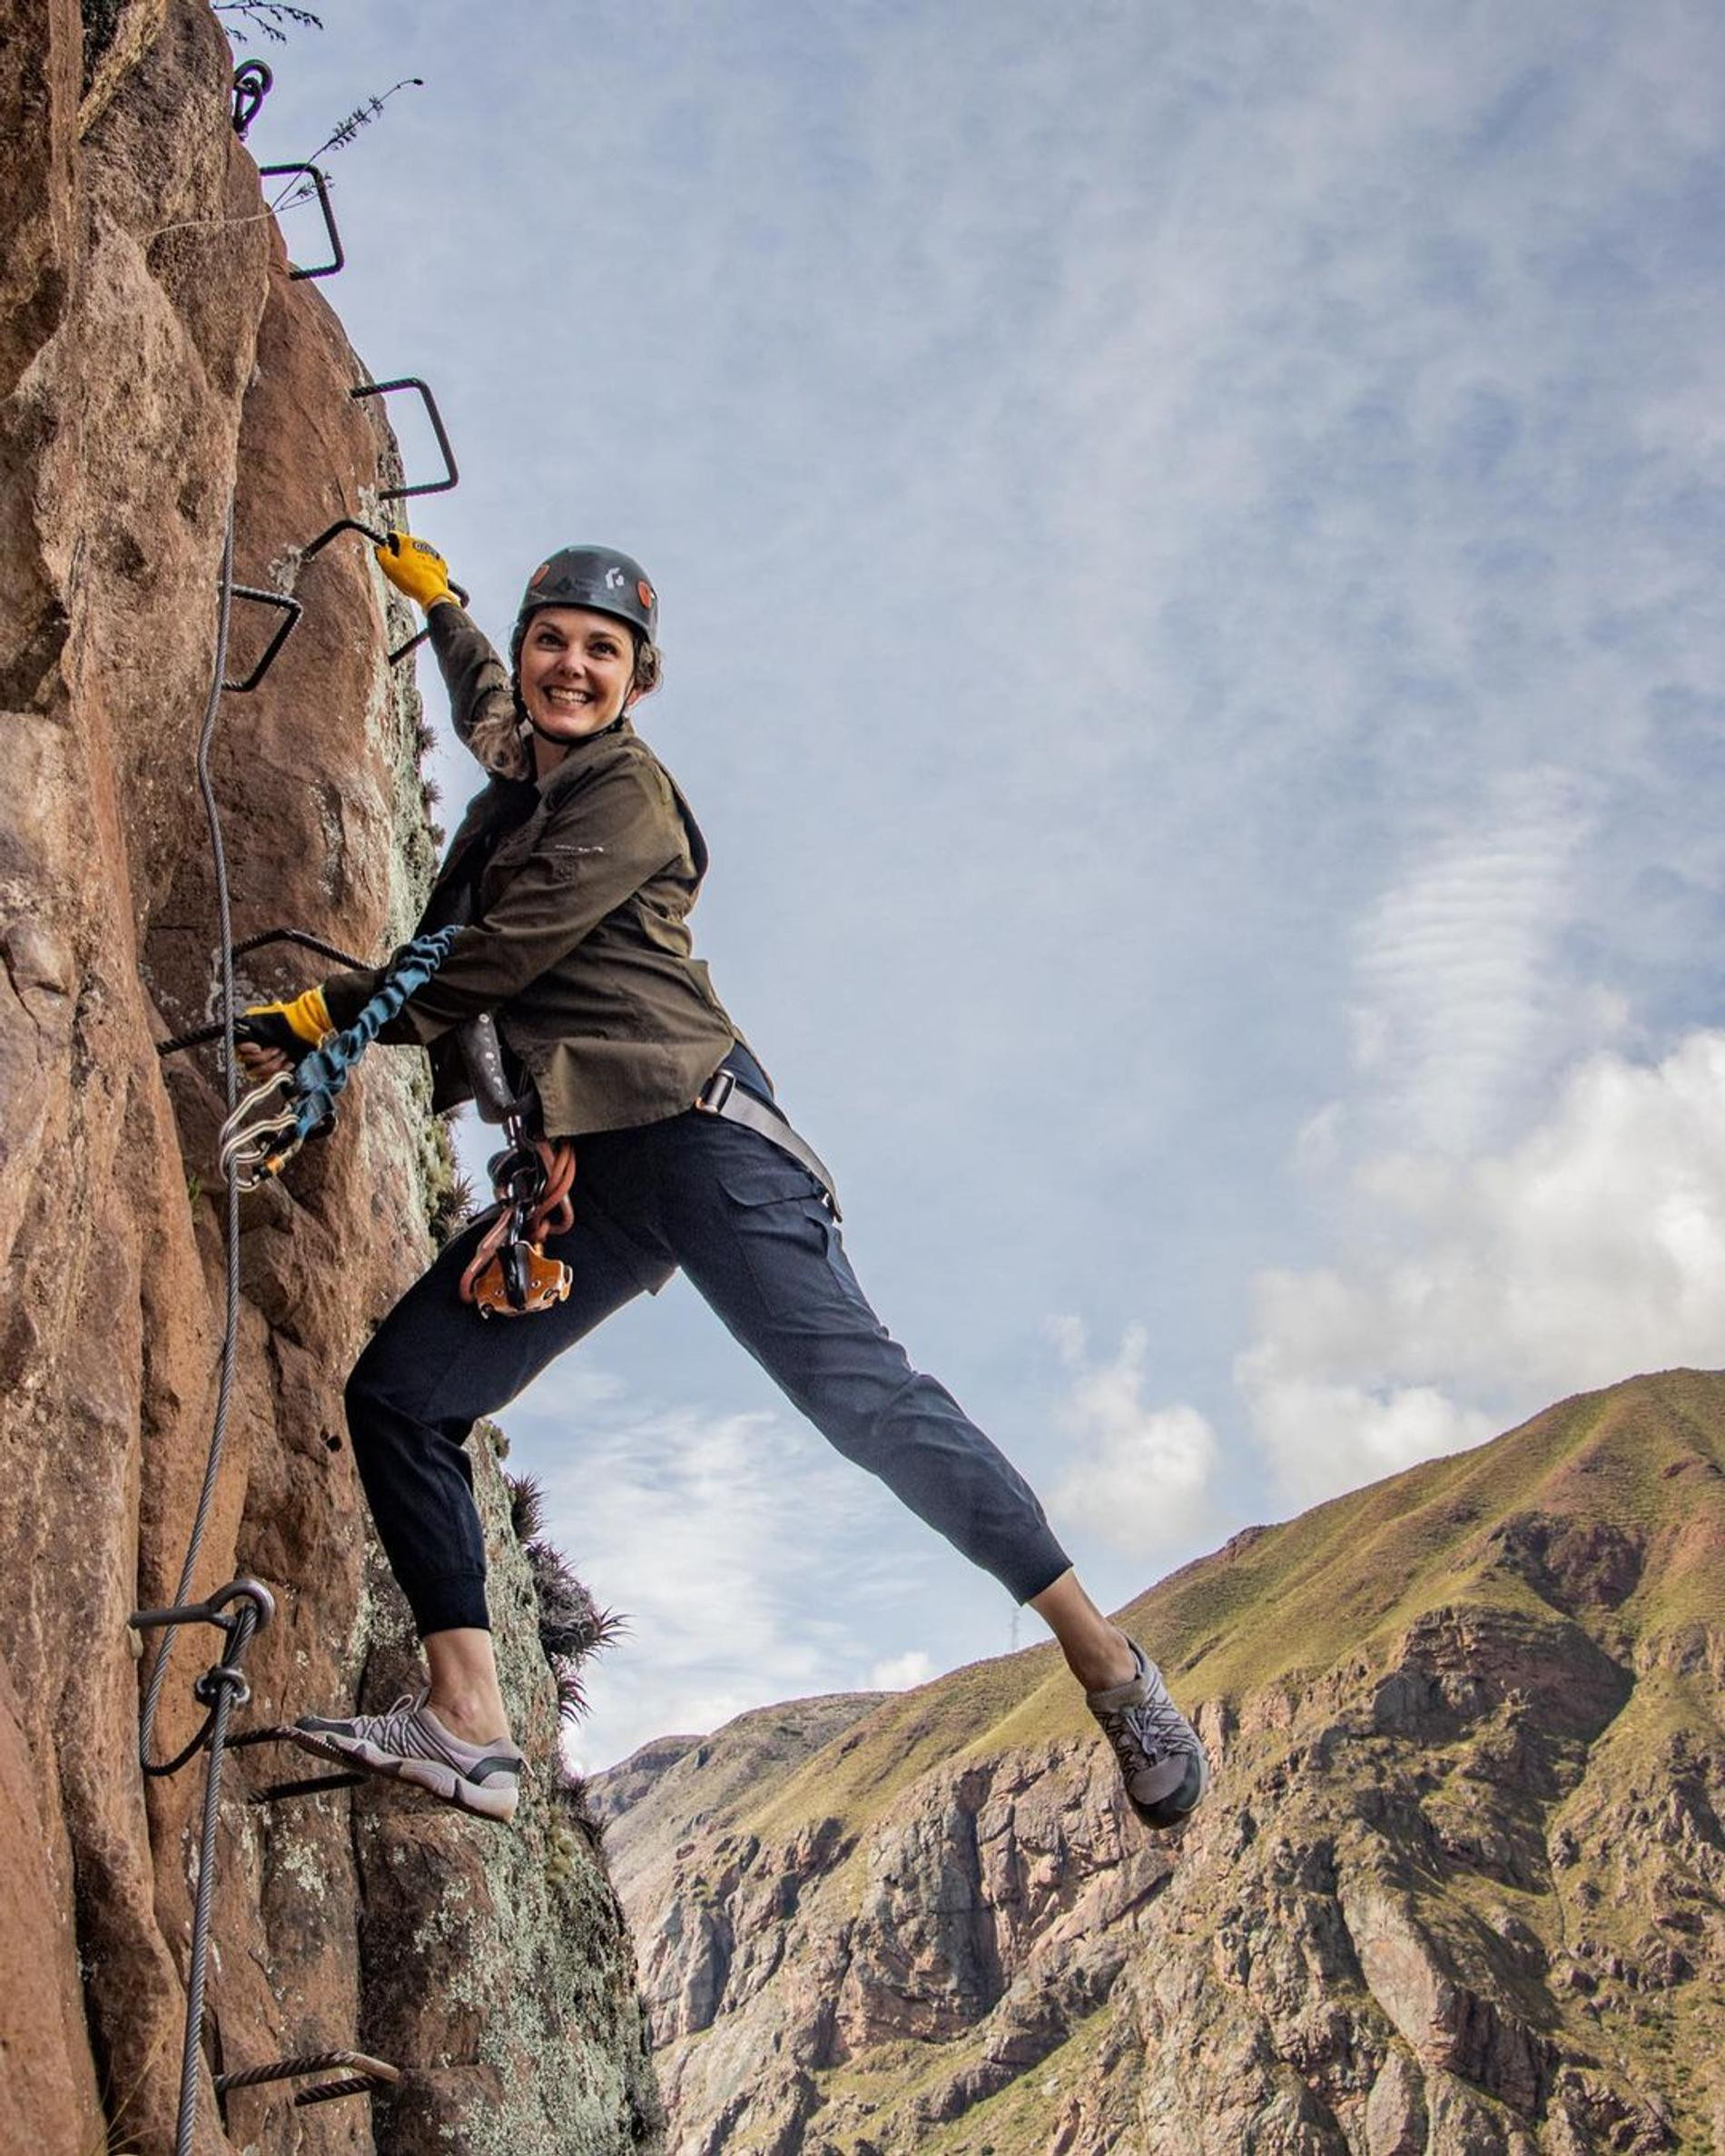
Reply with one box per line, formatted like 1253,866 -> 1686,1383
320,605 -> 739,1137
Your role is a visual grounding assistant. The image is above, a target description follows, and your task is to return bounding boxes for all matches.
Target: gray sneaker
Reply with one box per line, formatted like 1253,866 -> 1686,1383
1087,1640 -> 1209,1832
288,1692 -> 524,1822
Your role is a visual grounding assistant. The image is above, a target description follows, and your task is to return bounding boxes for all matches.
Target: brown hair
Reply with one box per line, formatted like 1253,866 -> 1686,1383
629,637 -> 664,698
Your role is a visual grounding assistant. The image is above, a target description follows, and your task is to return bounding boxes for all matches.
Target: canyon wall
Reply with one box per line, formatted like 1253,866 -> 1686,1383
595,1371 -> 1725,2156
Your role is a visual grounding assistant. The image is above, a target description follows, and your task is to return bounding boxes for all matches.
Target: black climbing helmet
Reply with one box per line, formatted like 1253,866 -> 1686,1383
511,545 -> 658,659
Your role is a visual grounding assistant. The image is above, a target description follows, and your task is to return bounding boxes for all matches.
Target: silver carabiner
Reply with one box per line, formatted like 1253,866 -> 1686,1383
216,1070 -> 304,1192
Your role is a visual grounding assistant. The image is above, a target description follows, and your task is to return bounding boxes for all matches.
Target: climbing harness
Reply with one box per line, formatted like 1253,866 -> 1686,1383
442,1040 -> 843,1320
216,926 -> 458,1189
695,1064 -> 842,1218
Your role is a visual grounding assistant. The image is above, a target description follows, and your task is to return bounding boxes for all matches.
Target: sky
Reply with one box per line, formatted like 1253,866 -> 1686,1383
232,0 -> 1725,1770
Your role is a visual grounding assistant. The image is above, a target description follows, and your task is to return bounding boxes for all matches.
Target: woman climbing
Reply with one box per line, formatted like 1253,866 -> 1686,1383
237,534 -> 1210,1834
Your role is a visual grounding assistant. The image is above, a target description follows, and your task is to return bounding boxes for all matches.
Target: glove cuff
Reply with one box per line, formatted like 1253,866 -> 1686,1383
285,985 -> 333,1047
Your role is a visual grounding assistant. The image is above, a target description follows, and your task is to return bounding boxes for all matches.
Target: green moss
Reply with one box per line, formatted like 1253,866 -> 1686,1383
357,1432 -> 665,2152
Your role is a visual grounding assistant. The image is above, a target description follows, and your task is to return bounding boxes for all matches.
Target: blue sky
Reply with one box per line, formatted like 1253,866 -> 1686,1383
236,1 -> 1725,1767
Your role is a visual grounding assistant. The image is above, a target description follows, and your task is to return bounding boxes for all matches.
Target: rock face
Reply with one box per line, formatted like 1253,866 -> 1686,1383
0,3 -> 660,2151
594,1371 -> 1725,2154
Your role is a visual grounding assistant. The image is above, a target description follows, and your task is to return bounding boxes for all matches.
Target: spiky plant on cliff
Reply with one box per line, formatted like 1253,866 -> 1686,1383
508,1472 -> 629,1723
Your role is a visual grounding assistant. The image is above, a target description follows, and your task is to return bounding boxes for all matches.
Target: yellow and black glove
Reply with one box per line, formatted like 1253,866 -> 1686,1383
234,985 -> 333,1063
376,530 -> 458,611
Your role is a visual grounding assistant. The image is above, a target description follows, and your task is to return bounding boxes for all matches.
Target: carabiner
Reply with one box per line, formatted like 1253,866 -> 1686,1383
217,1070 -> 305,1192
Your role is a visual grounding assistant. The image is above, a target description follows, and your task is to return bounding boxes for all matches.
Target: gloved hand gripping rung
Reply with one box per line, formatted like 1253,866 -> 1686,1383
300,517 -> 469,665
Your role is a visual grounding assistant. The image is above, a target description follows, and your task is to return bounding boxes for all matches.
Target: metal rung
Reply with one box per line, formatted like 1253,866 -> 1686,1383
222,586 -> 302,694
251,1767 -> 369,1806
152,926 -> 371,1059
215,2050 -> 399,2111
300,514 -> 470,663
257,163 -> 345,280
299,2074 -> 384,2106
351,378 -> 459,499
229,1724 -> 370,1805
301,516 -> 387,562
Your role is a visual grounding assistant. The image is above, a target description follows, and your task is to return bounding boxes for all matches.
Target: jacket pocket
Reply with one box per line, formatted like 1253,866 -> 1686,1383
481,805 -> 553,886
542,841 -> 613,882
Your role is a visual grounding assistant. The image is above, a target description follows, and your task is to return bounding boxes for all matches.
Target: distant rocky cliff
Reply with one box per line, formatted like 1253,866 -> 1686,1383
594,1370 -> 1725,2155
1,2 -> 659,2150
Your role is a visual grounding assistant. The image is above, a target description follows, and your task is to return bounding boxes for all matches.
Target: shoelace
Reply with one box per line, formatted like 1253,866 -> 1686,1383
353,1693 -> 431,1756
1097,1687 -> 1195,1767
346,1695 -> 519,1776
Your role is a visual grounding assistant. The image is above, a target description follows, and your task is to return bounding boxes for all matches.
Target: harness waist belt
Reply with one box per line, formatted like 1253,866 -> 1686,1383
695,1069 -> 842,1220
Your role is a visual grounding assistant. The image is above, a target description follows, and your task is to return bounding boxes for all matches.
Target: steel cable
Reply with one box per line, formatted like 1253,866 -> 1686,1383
177,1603 -> 256,2156
121,156 -> 443,2141
129,499 -> 252,2156
139,499 -> 243,1779
137,504 -> 423,2151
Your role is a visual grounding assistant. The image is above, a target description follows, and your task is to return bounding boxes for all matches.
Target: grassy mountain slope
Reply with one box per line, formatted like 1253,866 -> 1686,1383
596,1370 -> 1725,2154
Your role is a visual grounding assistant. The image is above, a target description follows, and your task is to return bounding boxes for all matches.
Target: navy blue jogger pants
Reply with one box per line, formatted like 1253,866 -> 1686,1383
345,1062 -> 1073,1637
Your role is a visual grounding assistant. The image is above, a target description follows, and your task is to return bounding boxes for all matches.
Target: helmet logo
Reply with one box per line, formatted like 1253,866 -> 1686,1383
637,580 -> 655,609
604,566 -> 626,591
528,561 -> 551,588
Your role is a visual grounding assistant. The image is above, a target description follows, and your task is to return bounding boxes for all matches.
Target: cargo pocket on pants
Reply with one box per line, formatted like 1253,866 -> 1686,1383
709,1147 -> 848,1309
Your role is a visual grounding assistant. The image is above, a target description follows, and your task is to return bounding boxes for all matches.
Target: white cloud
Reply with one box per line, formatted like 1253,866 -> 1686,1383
1238,1367 -> 1498,1511
1242,1031 -> 1725,1506
1348,768 -> 1594,1156
1046,1321 -> 1221,1555
516,1401 -> 921,1772
869,1649 -> 936,1691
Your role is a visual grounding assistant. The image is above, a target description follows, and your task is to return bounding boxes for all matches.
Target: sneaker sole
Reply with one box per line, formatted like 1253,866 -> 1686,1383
285,1727 -> 519,1823
1127,1749 -> 1210,1835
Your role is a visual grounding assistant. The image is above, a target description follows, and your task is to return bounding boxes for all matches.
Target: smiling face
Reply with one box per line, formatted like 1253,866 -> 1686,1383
517,606 -> 639,769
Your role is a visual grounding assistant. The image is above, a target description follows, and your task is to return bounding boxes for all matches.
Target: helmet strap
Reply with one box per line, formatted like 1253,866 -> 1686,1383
526,711 -> 629,746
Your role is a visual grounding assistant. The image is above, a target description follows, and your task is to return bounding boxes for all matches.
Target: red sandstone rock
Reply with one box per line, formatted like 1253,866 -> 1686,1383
0,5 -> 659,2151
